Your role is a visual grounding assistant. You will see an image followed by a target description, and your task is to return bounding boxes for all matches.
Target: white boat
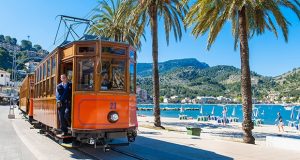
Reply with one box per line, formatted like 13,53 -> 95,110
283,104 -> 295,111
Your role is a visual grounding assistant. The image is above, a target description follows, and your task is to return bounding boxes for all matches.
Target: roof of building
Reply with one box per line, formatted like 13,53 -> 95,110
0,69 -> 10,74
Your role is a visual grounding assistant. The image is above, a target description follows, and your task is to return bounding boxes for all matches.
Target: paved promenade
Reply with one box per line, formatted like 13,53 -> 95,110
0,105 -> 36,160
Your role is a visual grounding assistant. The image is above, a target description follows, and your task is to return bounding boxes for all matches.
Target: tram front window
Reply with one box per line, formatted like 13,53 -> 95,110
77,58 -> 94,91
100,59 -> 125,91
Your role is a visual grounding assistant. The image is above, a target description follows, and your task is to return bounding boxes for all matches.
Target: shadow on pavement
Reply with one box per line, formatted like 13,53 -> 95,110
69,135 -> 233,160
120,136 -> 233,160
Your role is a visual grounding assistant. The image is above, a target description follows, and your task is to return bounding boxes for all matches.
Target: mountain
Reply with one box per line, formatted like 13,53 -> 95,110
137,58 -> 278,102
273,68 -> 300,100
137,58 -> 209,77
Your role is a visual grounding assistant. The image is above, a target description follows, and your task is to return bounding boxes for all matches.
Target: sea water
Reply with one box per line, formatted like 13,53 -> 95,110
137,104 -> 300,125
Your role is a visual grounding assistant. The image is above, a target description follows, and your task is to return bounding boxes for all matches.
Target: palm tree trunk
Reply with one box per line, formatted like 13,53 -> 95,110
150,4 -> 161,127
238,6 -> 255,144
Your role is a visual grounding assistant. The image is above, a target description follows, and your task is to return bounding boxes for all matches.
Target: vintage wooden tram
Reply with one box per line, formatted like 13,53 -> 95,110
19,39 -> 138,148
19,73 -> 35,122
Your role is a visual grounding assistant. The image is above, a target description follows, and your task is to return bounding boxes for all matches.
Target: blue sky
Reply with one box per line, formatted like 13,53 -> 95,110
0,0 -> 299,77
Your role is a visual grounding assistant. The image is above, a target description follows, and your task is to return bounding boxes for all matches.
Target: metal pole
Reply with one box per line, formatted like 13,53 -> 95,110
8,47 -> 17,119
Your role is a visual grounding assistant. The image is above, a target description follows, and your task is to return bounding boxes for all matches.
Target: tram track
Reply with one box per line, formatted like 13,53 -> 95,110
111,147 -> 148,160
76,147 -> 104,160
76,146 -> 149,160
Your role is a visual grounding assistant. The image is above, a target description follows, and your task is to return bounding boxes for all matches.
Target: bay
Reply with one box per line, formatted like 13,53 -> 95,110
137,104 -> 300,125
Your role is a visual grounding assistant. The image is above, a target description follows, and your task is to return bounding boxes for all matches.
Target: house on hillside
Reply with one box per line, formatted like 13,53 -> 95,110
0,70 -> 10,86
196,96 -> 217,103
27,51 -> 37,57
0,42 -> 21,51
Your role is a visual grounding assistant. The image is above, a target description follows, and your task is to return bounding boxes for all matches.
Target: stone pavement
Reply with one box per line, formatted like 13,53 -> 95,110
0,105 -> 36,160
0,105 -> 89,160
133,127 -> 300,160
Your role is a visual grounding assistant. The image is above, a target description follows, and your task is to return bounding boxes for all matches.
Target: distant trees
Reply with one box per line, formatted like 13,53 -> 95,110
0,35 -> 4,42
11,38 -> 17,45
0,47 -> 12,70
4,36 -> 12,44
21,40 -> 32,51
33,44 -> 42,51
0,35 -> 17,45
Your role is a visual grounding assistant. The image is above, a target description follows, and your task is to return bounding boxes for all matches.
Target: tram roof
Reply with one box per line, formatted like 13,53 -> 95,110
39,35 -> 133,65
60,35 -> 130,48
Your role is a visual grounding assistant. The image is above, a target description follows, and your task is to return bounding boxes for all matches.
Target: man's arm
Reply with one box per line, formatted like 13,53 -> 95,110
56,84 -> 62,109
56,84 -> 61,102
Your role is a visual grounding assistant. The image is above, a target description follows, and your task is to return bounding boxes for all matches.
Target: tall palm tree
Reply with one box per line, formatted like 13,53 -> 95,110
184,0 -> 300,144
88,0 -> 144,49
129,0 -> 188,127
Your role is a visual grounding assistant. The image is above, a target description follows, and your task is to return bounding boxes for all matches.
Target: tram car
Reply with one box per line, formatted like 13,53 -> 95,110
19,74 -> 35,122
20,38 -> 138,148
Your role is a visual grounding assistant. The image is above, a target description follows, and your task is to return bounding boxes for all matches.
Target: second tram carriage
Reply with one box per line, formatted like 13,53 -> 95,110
20,38 -> 138,147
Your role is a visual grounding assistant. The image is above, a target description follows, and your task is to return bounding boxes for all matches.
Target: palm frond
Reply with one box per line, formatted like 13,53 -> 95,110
185,0 -> 300,49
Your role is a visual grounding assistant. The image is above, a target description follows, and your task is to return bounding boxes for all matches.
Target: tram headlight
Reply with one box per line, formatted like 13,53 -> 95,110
108,111 -> 119,123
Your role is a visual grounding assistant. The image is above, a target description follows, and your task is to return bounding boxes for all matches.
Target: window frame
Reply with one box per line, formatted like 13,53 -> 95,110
75,57 -> 95,91
99,45 -> 128,93
102,46 -> 126,56
77,45 -> 96,55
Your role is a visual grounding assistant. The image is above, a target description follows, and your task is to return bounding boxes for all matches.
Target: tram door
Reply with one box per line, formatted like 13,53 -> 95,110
59,61 -> 73,127
62,62 -> 73,82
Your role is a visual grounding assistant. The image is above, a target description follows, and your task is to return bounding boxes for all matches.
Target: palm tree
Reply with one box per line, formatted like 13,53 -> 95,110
88,0 -> 144,49
184,0 -> 300,144
130,0 -> 188,127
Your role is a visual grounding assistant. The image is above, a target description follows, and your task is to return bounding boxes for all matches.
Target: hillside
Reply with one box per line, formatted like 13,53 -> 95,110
137,59 -> 277,101
0,34 -> 47,75
273,68 -> 300,101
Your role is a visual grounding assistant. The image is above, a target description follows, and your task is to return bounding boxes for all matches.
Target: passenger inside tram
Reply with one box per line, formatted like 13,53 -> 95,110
101,71 -> 112,90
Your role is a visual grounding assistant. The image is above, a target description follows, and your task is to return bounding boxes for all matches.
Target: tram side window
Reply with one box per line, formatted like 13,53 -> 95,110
52,56 -> 56,75
36,69 -> 39,83
43,63 -> 46,80
129,50 -> 136,94
47,59 -> 51,77
39,66 -> 42,82
78,46 -> 95,53
76,58 -> 94,91
129,63 -> 135,93
100,59 -> 125,91
102,47 -> 125,55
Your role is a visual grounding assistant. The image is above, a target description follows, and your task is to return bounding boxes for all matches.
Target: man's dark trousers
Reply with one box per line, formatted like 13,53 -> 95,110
58,102 -> 71,133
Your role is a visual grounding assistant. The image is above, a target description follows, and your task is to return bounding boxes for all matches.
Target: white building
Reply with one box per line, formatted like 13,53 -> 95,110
163,97 -> 169,103
196,96 -> 217,103
181,97 -> 192,104
170,95 -> 178,99
217,96 -> 232,103
0,70 -> 10,86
